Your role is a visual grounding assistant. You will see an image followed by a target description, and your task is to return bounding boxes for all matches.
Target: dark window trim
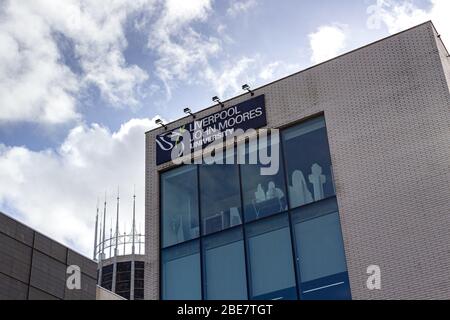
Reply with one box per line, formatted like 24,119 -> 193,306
158,113 -> 351,301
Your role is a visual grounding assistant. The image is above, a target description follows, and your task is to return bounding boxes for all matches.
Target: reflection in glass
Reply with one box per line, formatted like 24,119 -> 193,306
203,228 -> 247,300
282,117 -> 335,209
199,158 -> 242,235
241,135 -> 288,222
291,198 -> 351,300
246,214 -> 297,300
161,166 -> 199,248
159,115 -> 352,300
162,240 -> 201,300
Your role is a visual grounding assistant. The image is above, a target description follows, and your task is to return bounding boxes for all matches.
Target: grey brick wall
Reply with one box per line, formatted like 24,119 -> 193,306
0,211 -> 97,300
435,28 -> 450,94
145,21 -> 450,300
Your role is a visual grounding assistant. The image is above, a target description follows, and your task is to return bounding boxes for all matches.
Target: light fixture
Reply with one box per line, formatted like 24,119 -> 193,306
242,84 -> 254,96
212,96 -> 224,108
155,118 -> 167,130
183,107 -> 196,118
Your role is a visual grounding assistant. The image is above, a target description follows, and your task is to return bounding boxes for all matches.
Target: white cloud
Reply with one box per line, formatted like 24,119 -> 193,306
148,0 -> 220,98
367,0 -> 450,43
147,0 -> 261,99
203,57 -> 256,98
308,24 -> 348,65
0,117 -> 162,256
0,2 -> 79,123
0,0 -> 153,124
259,62 -> 281,81
259,61 -> 301,82
227,0 -> 258,17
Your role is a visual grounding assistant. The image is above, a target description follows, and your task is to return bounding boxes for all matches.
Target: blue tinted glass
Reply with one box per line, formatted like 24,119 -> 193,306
240,135 -> 288,222
161,166 -> 199,247
245,214 -> 297,300
202,228 -> 248,300
291,198 -> 351,300
199,158 -> 242,235
282,117 -> 335,209
162,240 -> 201,300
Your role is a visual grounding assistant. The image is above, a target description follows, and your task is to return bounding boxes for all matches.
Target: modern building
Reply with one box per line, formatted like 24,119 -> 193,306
97,254 -> 145,300
0,211 -> 97,300
94,192 -> 146,300
145,21 -> 450,300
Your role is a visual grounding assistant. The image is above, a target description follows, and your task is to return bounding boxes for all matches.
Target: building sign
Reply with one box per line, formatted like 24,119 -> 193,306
156,94 -> 266,165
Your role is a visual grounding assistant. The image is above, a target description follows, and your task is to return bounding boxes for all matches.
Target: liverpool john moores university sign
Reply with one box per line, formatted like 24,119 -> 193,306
156,95 -> 267,165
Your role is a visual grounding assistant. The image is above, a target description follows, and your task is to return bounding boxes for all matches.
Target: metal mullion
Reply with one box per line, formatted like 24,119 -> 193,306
196,164 -> 206,300
279,128 -> 303,300
237,146 -> 252,301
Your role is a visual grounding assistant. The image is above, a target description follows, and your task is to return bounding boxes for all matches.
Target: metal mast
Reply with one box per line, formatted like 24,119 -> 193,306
98,221 -> 102,253
112,187 -> 120,293
130,188 -> 136,300
101,192 -> 107,260
123,223 -> 126,255
98,193 -> 107,286
114,187 -> 120,257
93,199 -> 99,260
138,223 -> 142,254
109,219 -> 112,258
132,188 -> 136,255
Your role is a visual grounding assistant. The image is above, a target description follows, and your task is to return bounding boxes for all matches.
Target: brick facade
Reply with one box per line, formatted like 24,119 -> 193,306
145,22 -> 450,300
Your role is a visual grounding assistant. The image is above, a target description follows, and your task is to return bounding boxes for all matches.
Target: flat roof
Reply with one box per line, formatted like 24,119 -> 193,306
146,20 -> 446,135
0,210 -> 95,262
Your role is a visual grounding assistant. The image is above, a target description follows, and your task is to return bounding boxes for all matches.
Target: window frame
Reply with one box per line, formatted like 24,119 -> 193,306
158,113 -> 350,300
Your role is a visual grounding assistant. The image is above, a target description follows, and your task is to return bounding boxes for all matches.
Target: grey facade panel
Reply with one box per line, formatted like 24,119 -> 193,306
0,212 -> 34,246
145,22 -> 450,300
0,211 -> 97,300
0,273 -> 28,300
28,286 -> 60,300
34,232 -> 68,264
0,233 -> 32,283
67,249 -> 97,280
64,273 -> 97,300
30,251 -> 68,299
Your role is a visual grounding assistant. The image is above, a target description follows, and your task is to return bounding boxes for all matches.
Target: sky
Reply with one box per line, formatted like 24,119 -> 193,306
0,0 -> 449,258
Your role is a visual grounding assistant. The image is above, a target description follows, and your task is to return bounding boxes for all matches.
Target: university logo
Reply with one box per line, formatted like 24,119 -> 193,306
155,95 -> 267,165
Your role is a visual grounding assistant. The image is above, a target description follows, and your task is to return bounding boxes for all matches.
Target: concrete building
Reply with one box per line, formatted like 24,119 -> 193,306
98,254 -> 145,300
145,21 -> 450,300
93,194 -> 145,300
0,211 -> 97,300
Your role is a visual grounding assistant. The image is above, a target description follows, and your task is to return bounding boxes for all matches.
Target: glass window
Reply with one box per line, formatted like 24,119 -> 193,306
282,117 -> 335,209
161,240 -> 201,300
291,198 -> 351,300
245,214 -> 297,300
135,289 -> 144,300
117,262 -> 131,272
161,165 -> 199,248
199,156 -> 242,235
202,228 -> 247,300
240,135 -> 288,222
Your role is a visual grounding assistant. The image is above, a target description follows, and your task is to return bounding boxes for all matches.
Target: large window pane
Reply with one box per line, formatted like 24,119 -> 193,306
291,198 -> 351,300
202,228 -> 247,300
282,117 -> 335,209
162,240 -> 201,300
246,214 -> 297,300
240,135 -> 288,222
199,159 -> 242,235
161,166 -> 199,248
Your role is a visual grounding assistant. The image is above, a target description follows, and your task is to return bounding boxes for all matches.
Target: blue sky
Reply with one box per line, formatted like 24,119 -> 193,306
0,0 -> 448,256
